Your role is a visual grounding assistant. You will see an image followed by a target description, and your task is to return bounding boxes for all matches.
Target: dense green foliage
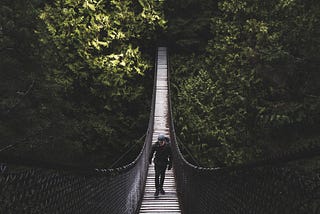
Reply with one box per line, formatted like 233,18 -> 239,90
0,0 -> 164,167
168,0 -> 320,166
1,0 -> 319,168
164,0 -> 217,52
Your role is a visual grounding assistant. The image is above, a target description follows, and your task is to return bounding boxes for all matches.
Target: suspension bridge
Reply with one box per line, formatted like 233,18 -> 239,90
0,47 -> 319,213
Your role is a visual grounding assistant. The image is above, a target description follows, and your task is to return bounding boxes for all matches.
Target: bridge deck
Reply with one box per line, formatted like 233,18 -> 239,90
139,47 -> 181,213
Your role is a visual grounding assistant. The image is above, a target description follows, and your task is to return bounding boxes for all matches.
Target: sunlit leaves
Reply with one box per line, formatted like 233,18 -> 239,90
39,0 -> 165,97
33,0 -> 165,165
171,0 -> 320,167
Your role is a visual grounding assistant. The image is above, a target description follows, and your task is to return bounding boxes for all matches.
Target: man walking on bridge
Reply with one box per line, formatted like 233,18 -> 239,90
149,134 -> 172,197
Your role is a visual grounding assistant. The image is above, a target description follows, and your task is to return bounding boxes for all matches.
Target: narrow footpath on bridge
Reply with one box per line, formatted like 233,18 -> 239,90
138,47 -> 181,214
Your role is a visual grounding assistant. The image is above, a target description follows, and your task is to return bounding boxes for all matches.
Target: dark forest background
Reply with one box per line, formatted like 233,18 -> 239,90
1,0 -> 319,168
166,0 -> 320,167
0,0 -> 165,167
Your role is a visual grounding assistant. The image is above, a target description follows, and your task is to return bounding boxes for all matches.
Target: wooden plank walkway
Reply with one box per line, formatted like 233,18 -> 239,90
139,47 -> 181,214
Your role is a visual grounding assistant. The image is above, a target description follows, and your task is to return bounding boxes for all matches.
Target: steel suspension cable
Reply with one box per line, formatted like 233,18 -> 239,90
176,136 -> 200,166
108,132 -> 147,168
167,48 -> 320,214
0,48 -> 159,213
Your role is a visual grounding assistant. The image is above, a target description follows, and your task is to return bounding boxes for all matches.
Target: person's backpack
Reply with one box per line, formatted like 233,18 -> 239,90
164,137 -> 170,144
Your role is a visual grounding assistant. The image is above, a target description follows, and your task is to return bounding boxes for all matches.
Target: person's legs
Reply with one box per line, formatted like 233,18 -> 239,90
159,165 -> 166,194
154,164 -> 160,196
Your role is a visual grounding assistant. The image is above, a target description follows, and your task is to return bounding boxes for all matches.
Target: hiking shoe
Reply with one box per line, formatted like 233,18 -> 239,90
160,188 -> 165,195
154,189 -> 159,197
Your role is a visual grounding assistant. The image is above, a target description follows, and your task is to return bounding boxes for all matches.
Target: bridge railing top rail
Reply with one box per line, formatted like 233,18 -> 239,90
167,47 -> 320,214
167,51 -> 320,172
0,48 -> 159,177
0,48 -> 160,214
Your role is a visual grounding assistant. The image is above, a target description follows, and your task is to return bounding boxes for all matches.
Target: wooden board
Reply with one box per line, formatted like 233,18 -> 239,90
138,47 -> 181,214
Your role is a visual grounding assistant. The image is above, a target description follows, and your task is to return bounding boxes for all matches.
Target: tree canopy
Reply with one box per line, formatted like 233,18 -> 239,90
1,0 -> 319,168
0,0 -> 164,167
168,0 -> 320,166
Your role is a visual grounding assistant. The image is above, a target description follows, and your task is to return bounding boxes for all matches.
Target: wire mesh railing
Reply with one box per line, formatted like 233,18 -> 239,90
167,50 -> 320,214
1,47 -> 319,213
0,52 -> 158,214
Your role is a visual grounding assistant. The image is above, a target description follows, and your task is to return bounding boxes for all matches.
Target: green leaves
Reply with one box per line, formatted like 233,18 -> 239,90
0,0 -> 165,166
84,1 -> 96,11
170,0 -> 320,167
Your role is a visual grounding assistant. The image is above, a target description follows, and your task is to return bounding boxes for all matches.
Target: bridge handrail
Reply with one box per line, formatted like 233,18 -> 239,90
0,50 -> 159,213
167,49 -> 320,214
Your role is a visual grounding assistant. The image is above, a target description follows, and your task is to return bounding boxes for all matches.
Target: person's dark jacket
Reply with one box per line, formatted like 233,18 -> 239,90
149,140 -> 172,169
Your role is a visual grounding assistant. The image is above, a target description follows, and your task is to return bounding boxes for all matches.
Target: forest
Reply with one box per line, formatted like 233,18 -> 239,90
1,0 -> 319,168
